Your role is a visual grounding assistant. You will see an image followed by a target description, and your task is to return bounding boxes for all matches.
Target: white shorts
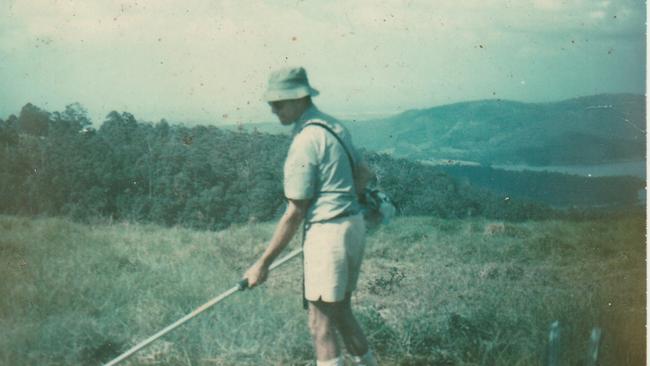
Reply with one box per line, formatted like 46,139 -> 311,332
303,213 -> 366,302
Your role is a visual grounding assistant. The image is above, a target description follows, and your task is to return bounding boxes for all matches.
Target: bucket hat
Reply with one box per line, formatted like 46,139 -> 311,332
263,67 -> 320,102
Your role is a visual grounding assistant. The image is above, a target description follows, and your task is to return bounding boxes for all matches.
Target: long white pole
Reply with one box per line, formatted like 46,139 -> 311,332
103,247 -> 303,366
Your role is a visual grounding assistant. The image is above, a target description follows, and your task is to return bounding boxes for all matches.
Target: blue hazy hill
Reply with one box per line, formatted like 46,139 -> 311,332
342,93 -> 645,166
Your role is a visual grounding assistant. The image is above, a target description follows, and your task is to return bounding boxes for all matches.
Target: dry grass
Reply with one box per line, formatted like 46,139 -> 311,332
0,214 -> 645,365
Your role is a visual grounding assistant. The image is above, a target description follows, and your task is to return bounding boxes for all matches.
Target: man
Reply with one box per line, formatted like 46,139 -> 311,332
243,67 -> 378,366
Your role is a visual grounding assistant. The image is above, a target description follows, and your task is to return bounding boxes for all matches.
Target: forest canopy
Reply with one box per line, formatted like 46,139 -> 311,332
0,103 -> 606,230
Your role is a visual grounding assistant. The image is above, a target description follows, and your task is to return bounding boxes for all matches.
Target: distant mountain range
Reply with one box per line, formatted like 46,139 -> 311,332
345,93 -> 645,166
236,94 -> 646,166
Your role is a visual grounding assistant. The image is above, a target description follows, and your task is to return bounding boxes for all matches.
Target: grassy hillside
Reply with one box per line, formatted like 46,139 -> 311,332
0,214 -> 644,365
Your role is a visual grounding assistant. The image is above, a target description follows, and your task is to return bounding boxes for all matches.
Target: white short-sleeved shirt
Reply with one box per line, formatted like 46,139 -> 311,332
283,105 -> 361,223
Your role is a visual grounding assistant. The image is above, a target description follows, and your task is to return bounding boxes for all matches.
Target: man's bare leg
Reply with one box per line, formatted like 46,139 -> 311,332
329,295 -> 370,357
309,295 -> 377,365
308,301 -> 341,363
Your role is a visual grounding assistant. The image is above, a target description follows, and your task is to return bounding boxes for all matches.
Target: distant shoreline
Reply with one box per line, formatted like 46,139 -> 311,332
491,160 -> 646,179
419,159 -> 645,179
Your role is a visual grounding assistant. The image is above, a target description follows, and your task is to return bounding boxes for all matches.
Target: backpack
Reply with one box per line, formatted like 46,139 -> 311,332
305,121 -> 396,227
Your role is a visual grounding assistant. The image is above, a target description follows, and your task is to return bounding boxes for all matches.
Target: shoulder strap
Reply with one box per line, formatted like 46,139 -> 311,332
303,121 -> 356,177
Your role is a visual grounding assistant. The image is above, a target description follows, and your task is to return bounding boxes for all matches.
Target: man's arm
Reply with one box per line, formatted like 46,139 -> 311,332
243,198 -> 310,287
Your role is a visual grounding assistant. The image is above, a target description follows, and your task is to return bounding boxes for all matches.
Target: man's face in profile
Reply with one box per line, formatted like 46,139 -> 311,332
269,99 -> 305,125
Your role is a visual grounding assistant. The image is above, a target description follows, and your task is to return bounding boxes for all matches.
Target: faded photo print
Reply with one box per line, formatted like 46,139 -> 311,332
0,1 -> 645,365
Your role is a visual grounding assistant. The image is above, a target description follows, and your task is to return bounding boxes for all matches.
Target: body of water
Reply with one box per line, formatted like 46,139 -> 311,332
492,161 -> 646,179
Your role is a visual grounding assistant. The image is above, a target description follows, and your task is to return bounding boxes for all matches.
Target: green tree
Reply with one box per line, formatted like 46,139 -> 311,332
18,103 -> 50,136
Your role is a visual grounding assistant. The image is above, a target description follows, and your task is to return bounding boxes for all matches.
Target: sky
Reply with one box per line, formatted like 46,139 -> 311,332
0,0 -> 646,126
